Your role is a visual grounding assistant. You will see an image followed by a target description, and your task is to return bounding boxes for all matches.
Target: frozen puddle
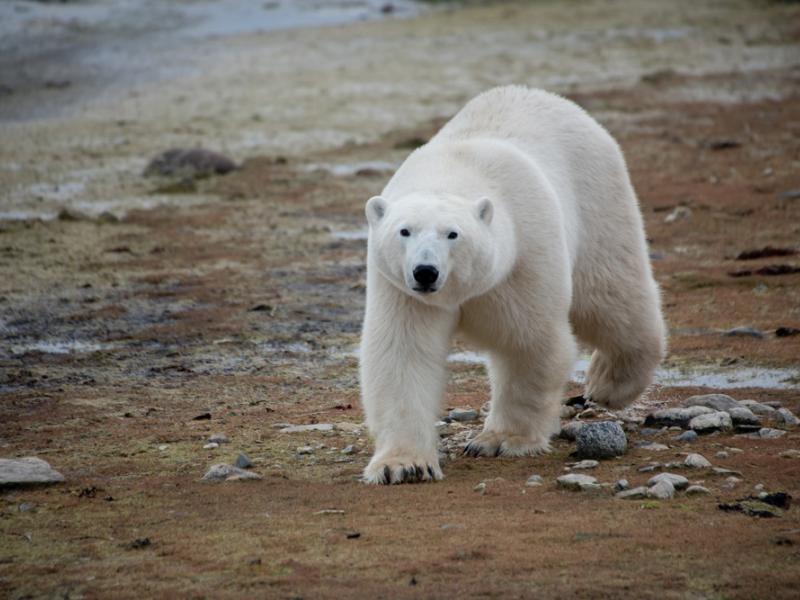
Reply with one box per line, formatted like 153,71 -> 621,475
449,353 -> 800,390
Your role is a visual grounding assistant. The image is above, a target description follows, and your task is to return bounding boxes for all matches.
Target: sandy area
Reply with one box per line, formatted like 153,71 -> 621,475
1,0 -> 800,597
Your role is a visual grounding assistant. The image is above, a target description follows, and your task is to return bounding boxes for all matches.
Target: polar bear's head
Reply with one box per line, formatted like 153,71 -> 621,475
365,193 -> 495,306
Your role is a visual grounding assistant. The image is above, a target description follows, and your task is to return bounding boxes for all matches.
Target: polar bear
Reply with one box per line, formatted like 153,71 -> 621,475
360,86 -> 666,484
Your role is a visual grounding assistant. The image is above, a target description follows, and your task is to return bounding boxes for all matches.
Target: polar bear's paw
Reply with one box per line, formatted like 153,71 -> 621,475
463,430 -> 551,458
362,451 -> 444,485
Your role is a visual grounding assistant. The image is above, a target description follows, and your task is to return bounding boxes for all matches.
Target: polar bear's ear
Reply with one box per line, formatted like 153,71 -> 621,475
476,197 -> 493,225
365,196 -> 387,226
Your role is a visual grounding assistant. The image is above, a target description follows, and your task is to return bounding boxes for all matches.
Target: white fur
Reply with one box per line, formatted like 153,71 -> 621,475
360,86 -> 666,484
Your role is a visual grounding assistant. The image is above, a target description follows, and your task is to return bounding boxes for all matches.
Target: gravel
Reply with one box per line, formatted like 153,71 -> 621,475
648,472 -> 689,490
575,421 -> 627,459
689,411 -> 733,433
0,457 -> 65,486
684,453 -> 712,468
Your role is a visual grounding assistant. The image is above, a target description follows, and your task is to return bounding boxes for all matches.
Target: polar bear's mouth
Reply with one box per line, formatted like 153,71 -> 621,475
412,285 -> 438,294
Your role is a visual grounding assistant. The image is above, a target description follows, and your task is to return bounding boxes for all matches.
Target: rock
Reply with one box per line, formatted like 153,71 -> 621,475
644,406 -> 713,428
648,472 -> 689,490
638,427 -> 661,437
762,401 -> 783,409
560,404 -> 578,419
202,464 -> 262,481
559,421 -> 585,441
776,408 -> 799,427
557,474 -> 599,492
664,206 -> 691,223
741,402 -> 775,416
341,445 -> 358,455
473,482 -> 487,495
635,442 -> 670,451
648,479 -> 676,500
480,401 -> 491,416
616,486 -> 649,499
719,499 -> 783,518
614,479 -> 629,492
571,460 -> 599,470
689,411 -> 732,433
0,458 -> 64,486
234,453 -> 253,469
715,451 -> 729,459
525,475 -> 544,487
203,442 -> 219,450
727,407 -> 760,426
296,446 -> 314,455
208,433 -> 230,444
144,148 -> 237,178
779,449 -> 800,459
712,467 -> 743,477
684,453 -> 712,468
280,423 -> 335,433
638,462 -> 660,473
684,394 -> 742,412
686,485 -> 710,496
723,476 -> 743,490
575,421 -> 627,459
722,326 -> 764,338
448,408 -> 478,422
749,428 -> 786,439
675,430 -> 698,443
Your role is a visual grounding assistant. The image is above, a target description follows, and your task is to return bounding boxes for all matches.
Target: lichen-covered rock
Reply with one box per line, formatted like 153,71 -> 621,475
575,421 -> 627,459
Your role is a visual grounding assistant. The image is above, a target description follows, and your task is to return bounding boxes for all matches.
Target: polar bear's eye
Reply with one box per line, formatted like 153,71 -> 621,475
448,231 -> 458,240
400,228 -> 410,237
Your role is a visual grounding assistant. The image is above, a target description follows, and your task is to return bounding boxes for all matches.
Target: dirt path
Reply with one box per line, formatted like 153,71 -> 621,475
2,1 -> 800,598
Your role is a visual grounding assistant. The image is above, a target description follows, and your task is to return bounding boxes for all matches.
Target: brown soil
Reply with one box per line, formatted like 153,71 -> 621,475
3,5 -> 800,600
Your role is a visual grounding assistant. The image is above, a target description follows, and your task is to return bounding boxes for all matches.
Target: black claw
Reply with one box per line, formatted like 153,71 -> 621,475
494,446 -> 502,457
383,465 -> 391,484
415,465 -> 424,481
427,466 -> 435,479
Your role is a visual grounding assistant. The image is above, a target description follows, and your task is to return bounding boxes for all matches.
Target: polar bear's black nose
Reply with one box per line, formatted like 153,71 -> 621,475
413,265 -> 439,287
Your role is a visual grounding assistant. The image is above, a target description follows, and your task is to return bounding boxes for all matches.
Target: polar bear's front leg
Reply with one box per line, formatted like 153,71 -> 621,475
360,278 -> 457,484
465,323 -> 576,457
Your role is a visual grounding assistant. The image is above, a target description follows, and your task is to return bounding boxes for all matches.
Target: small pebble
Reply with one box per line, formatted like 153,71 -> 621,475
202,464 -> 262,481
722,476 -> 742,489
636,442 -> 669,451
473,482 -> 487,495
715,451 -> 729,460
614,479 -> 629,492
638,462 -> 660,473
754,483 -> 765,491
208,433 -> 230,444
525,474 -> 544,487
203,443 -> 219,450
684,453 -> 712,469
296,446 -> 314,455
685,485 -> 710,496
341,445 -> 358,455
675,430 -> 698,443
449,408 -> 478,422
779,449 -> 800,459
571,460 -> 599,470
234,453 -> 253,469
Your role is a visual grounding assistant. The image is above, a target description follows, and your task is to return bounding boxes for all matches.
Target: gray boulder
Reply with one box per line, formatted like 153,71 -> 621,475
0,457 -> 64,486
776,408 -> 799,427
727,407 -> 760,426
684,453 -> 712,469
575,421 -> 627,459
644,406 -> 712,428
647,479 -> 675,499
648,472 -> 689,490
